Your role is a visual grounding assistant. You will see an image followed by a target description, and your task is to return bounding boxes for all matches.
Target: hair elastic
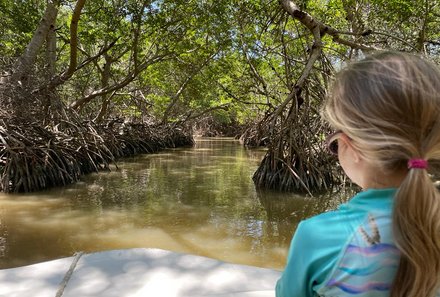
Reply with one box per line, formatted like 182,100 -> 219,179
407,158 -> 428,169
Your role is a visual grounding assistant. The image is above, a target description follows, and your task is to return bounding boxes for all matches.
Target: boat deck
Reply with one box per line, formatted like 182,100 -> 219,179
0,248 -> 281,297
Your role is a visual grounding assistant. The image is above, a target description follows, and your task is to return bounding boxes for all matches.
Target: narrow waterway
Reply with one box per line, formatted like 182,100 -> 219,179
0,138 -> 352,270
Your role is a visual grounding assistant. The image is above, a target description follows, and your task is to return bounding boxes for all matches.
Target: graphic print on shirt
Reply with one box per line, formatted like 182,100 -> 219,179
319,213 -> 400,297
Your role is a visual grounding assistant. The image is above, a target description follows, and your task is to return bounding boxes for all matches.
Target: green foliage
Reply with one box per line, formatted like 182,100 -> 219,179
0,1 -> 45,56
1,0 -> 439,128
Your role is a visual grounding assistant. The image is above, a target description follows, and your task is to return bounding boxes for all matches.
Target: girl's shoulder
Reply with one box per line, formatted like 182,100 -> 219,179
301,190 -> 398,296
300,188 -> 396,246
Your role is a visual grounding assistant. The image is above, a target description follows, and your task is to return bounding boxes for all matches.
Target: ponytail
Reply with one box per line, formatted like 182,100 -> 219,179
391,165 -> 440,297
323,51 -> 440,296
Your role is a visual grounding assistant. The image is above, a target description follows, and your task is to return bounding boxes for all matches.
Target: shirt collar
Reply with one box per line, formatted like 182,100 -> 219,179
344,188 -> 397,211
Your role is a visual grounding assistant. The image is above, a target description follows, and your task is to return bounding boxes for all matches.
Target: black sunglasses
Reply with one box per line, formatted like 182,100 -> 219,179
325,130 -> 343,155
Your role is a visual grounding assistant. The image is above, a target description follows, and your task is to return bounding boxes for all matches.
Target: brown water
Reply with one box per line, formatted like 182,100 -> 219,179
0,138 -> 351,270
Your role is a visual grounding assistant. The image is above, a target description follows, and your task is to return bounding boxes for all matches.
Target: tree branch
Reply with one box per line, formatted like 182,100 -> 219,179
370,30 -> 418,51
76,39 -> 120,72
161,50 -> 218,124
178,104 -> 231,124
271,0 -> 325,122
37,0 -> 86,90
61,0 -> 86,80
217,82 -> 274,108
70,52 -> 171,110
279,0 -> 378,51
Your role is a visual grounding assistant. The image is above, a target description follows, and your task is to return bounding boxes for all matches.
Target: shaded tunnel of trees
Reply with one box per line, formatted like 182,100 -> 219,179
0,0 -> 439,193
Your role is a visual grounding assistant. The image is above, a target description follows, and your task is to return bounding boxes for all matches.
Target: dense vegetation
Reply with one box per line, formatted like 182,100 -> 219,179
0,0 -> 439,193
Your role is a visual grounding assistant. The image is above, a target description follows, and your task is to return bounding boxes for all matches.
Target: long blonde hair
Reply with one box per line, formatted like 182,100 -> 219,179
323,51 -> 440,297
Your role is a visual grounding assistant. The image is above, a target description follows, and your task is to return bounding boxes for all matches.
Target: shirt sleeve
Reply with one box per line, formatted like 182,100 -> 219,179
275,221 -> 316,297
275,211 -> 349,297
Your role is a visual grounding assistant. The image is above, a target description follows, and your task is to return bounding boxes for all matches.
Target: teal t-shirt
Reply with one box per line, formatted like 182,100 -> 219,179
276,188 -> 400,297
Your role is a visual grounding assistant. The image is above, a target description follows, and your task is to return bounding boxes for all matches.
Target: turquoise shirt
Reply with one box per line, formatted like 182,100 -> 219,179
276,188 -> 400,297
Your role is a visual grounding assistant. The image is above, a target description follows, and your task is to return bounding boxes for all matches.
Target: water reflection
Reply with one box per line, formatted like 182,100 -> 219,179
0,138 -> 354,270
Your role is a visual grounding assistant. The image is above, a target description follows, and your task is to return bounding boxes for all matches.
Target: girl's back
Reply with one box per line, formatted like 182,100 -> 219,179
276,51 -> 440,297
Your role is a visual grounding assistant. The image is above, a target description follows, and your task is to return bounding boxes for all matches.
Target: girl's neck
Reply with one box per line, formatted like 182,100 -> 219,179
361,168 -> 407,190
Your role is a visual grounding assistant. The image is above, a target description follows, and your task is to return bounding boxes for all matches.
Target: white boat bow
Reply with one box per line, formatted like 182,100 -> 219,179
0,248 -> 281,297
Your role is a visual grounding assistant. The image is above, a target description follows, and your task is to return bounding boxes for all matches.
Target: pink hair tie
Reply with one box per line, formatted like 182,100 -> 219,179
407,158 -> 428,169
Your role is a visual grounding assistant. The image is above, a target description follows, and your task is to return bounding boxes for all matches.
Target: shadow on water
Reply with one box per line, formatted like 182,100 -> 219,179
0,138 -> 355,270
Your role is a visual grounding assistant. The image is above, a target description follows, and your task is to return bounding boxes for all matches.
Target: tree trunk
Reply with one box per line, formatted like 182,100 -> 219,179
45,15 -> 57,79
42,11 -> 58,124
11,0 -> 59,84
61,0 -> 86,81
94,53 -> 113,123
45,0 -> 86,89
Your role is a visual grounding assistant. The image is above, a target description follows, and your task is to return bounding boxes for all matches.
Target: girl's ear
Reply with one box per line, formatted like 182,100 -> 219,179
340,134 -> 362,163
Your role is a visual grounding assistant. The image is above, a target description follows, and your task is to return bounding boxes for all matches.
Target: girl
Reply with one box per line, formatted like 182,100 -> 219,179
276,51 -> 440,297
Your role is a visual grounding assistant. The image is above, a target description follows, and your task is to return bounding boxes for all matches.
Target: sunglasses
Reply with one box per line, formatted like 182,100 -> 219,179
325,130 -> 343,155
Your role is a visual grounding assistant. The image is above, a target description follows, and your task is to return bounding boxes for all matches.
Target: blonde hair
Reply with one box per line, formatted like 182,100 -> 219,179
323,51 -> 440,297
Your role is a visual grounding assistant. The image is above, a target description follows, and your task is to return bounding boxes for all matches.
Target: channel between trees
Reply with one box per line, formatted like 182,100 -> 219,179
1,1 -> 438,194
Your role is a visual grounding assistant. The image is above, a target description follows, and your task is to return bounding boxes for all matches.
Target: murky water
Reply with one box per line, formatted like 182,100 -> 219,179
0,138 -> 353,270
